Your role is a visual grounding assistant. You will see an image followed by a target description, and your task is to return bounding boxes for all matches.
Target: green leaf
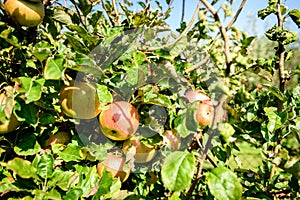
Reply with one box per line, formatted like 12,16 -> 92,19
7,158 -> 37,179
65,32 -> 89,53
96,84 -> 113,110
52,7 -> 73,24
75,165 -> 99,197
264,107 -> 287,133
32,41 -> 53,63
48,169 -> 78,191
14,132 -> 41,156
63,188 -> 83,200
92,170 -> 113,199
15,99 -> 39,125
33,189 -> 61,200
218,123 -> 235,143
0,28 -> 20,47
58,143 -> 83,162
206,166 -> 242,200
289,9 -> 300,28
161,151 -> 196,191
36,153 -> 54,179
169,36 -> 187,58
44,56 -> 65,80
14,77 -> 45,103
262,84 -> 286,101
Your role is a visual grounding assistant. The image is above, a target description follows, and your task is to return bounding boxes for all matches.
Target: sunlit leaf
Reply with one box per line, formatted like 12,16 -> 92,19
44,56 -> 65,80
206,166 -> 242,200
7,158 -> 38,179
58,143 -> 83,162
36,153 -> 54,179
161,151 -> 195,191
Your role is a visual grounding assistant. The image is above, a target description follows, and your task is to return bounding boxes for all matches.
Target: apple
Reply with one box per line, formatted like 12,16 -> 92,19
162,129 -> 181,151
43,131 -> 72,147
97,153 -> 130,182
185,89 -> 214,127
122,137 -> 157,163
185,89 -> 211,104
0,93 -> 20,134
196,100 -> 214,127
59,81 -> 102,119
99,101 -> 139,141
5,0 -> 45,27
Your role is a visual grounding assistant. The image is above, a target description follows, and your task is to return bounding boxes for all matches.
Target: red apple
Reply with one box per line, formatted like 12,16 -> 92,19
5,0 -> 45,27
122,137 -> 157,163
162,129 -> 181,151
185,89 -> 211,104
60,81 -> 102,119
0,93 -> 20,134
97,153 -> 130,182
196,100 -> 214,127
185,89 -> 214,127
99,101 -> 139,141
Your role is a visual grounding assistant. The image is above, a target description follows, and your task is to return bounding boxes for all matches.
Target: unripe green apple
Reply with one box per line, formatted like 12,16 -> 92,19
122,137 -> 157,163
5,0 -> 45,27
0,93 -> 20,134
99,101 -> 139,141
59,82 -> 102,119
97,153 -> 130,182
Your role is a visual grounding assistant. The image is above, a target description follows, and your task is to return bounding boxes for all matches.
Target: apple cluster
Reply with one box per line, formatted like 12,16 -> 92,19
4,0 -> 45,27
58,81 -> 214,182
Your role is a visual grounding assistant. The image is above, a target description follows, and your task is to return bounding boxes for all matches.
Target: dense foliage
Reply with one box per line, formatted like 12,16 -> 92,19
0,0 -> 299,199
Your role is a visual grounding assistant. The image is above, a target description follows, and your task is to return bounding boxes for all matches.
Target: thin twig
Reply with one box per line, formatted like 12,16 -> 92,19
200,0 -> 232,75
185,54 -> 210,73
101,0 -> 115,26
181,0 -> 185,23
226,0 -> 247,31
276,0 -> 286,112
70,0 -> 88,30
112,0 -> 121,25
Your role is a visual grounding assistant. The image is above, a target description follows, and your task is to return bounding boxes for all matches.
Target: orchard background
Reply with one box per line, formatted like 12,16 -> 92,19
0,0 -> 299,199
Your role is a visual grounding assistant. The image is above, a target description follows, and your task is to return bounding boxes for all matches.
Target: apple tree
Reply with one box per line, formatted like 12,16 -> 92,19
0,0 -> 299,199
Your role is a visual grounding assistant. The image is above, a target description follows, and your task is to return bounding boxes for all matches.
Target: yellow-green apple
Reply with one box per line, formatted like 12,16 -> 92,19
4,0 -> 45,27
122,137 -> 157,163
97,153 -> 130,182
43,131 -> 72,147
99,101 -> 139,141
59,81 -> 101,119
0,93 -> 20,134
162,129 -> 181,151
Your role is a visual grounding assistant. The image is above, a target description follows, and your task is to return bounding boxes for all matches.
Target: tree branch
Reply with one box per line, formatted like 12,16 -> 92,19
200,0 -> 232,76
226,0 -> 247,31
